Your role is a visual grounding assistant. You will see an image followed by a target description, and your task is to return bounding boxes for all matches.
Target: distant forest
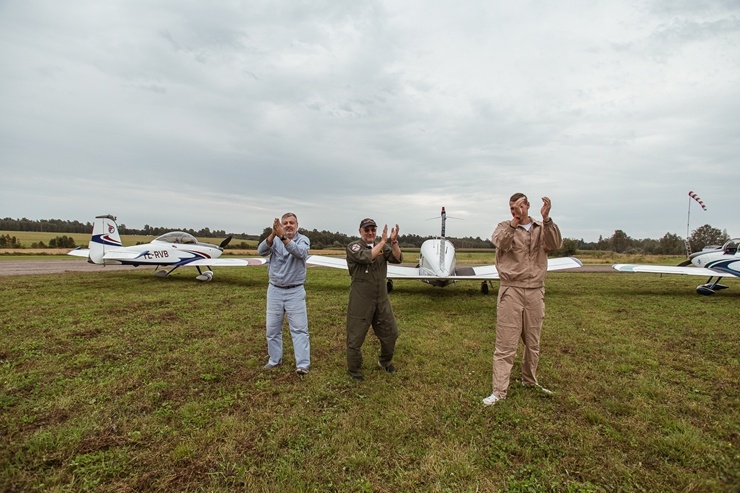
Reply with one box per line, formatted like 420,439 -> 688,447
0,217 -> 732,255
0,217 -> 235,239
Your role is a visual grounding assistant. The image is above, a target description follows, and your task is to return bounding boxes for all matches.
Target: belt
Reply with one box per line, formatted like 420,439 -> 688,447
271,283 -> 303,289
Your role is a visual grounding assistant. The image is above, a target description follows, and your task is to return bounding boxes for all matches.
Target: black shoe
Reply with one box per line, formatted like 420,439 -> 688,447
378,361 -> 396,373
350,373 -> 364,381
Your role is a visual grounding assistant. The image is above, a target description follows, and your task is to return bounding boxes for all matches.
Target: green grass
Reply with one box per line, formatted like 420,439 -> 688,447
1,264 -> 738,492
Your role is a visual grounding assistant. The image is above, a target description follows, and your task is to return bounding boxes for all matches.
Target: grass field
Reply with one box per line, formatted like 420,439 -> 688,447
1,262 -> 738,492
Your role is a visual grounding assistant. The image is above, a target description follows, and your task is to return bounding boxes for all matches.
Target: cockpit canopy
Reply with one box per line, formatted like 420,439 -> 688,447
154,232 -> 198,245
723,238 -> 739,255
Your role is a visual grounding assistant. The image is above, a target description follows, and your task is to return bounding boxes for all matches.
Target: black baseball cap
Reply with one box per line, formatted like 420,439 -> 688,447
359,218 -> 377,229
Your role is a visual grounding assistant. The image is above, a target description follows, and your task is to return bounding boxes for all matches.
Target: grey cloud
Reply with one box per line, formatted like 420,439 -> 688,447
1,0 -> 737,240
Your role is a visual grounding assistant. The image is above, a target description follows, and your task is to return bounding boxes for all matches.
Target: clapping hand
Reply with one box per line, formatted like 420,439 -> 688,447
272,217 -> 284,238
541,197 -> 551,222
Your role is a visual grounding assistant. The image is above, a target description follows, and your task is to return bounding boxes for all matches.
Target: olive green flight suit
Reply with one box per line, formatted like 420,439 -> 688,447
345,240 -> 403,378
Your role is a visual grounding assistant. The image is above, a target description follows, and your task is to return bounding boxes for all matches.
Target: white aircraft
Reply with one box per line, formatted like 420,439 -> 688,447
306,207 -> 583,294
68,215 -> 266,281
613,238 -> 739,295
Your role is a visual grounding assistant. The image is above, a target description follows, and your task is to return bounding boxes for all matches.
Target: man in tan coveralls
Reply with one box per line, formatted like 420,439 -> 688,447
345,218 -> 403,381
483,193 -> 562,406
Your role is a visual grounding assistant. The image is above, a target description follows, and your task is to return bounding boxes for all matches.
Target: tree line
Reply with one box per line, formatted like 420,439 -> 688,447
0,218 -> 93,234
0,217 -> 241,240
576,224 -> 730,255
1,217 -> 732,254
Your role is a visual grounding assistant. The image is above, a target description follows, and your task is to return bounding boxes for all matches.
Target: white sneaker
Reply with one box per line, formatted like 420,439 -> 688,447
482,393 -> 502,406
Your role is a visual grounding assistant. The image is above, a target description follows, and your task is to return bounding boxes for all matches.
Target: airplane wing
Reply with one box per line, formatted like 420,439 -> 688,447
305,256 -> 458,280
307,255 -> 582,280
432,257 -> 582,280
547,256 -> 584,270
306,255 -> 430,278
187,258 -> 268,267
612,264 -> 720,276
387,265 -> 441,279
306,255 -> 347,269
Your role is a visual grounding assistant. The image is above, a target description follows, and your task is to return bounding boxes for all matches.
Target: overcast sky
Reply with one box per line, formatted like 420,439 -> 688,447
1,0 -> 738,242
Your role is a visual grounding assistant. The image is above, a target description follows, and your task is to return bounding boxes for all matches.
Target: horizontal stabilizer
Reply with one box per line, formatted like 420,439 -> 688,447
67,248 -> 90,258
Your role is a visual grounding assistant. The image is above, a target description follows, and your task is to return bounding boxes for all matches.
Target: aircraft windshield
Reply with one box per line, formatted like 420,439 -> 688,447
155,232 -> 198,244
723,238 -> 739,255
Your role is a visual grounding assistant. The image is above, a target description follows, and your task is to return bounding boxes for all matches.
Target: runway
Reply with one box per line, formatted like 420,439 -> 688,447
0,260 -> 133,276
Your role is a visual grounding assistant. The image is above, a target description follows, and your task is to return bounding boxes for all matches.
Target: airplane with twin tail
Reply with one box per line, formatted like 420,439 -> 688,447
306,207 -> 583,294
68,215 -> 266,281
613,238 -> 740,295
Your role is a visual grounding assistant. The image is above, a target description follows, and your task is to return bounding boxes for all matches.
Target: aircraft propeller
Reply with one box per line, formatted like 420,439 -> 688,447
219,235 -> 233,249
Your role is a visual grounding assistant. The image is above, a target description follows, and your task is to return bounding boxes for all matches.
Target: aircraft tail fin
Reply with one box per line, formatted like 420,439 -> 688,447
89,215 -> 123,264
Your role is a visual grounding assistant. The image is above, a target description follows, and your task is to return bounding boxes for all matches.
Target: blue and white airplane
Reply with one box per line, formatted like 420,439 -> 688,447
307,207 -> 582,294
613,238 -> 740,295
68,215 -> 266,281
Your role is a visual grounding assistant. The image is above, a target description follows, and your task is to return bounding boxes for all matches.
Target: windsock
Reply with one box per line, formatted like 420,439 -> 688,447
688,191 -> 707,211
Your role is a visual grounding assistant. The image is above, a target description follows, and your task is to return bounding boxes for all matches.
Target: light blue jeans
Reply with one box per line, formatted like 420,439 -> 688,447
265,284 -> 310,370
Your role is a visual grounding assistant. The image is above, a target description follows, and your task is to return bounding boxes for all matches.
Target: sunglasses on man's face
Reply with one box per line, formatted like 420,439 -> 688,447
363,227 -> 377,233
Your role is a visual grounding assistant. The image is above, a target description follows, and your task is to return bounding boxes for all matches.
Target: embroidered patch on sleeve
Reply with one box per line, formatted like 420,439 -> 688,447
350,243 -> 362,252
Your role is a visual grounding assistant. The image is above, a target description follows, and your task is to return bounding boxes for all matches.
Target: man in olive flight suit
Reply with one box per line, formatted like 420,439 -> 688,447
345,218 -> 403,381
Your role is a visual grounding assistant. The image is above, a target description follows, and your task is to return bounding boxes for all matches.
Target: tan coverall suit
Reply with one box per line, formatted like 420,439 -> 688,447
345,240 -> 402,378
491,217 -> 562,398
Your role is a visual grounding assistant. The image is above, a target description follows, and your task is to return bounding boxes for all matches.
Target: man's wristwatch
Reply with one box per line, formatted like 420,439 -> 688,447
280,235 -> 287,241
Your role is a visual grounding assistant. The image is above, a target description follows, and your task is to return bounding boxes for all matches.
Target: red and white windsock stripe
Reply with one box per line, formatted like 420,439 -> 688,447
688,191 -> 707,211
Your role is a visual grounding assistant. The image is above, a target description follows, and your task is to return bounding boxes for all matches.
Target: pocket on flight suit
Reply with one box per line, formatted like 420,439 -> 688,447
496,286 -> 522,328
